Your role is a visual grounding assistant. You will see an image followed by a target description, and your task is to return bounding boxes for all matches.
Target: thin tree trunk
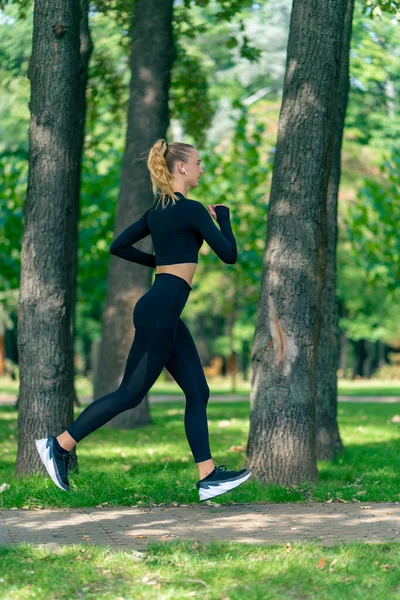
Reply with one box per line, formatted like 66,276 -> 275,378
364,341 -> 375,379
69,0 -> 93,414
0,333 -> 4,376
94,0 -> 176,429
378,340 -> 386,368
196,315 -> 208,364
15,0 -> 81,475
316,0 -> 354,461
339,330 -> 349,376
247,0 -> 347,485
242,339 -> 251,381
352,339 -> 366,379
65,0 -> 93,472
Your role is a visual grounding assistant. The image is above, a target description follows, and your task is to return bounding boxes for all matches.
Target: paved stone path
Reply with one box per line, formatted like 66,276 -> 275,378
2,502 -> 400,551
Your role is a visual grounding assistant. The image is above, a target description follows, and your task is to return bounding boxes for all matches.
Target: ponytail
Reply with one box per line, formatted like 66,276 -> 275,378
147,139 -> 194,209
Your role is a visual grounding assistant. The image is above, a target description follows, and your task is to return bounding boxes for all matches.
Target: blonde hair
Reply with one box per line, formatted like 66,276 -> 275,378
147,139 -> 195,209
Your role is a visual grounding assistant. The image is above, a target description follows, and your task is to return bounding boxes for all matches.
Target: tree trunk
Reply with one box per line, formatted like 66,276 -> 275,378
196,315 -> 208,364
0,332 -> 4,376
316,0 -> 354,461
242,339 -> 251,382
339,330 -> 349,377
15,0 -> 81,475
227,302 -> 238,392
377,340 -> 386,368
68,0 -> 93,417
352,339 -> 366,379
364,340 -> 375,379
94,0 -> 176,429
247,0 -> 347,485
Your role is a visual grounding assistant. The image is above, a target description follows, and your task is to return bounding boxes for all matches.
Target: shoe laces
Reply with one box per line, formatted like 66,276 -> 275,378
59,452 -> 75,481
214,464 -> 229,472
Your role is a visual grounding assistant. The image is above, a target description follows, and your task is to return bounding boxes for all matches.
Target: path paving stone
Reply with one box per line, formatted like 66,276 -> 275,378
2,502 -> 400,551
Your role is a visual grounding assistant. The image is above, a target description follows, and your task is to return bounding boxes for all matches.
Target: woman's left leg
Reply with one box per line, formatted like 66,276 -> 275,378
164,317 -> 214,473
164,318 -> 252,501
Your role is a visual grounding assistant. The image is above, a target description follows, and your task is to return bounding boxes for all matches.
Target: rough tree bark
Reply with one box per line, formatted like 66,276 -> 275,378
69,0 -> 93,409
16,1 -> 81,475
65,0 -> 93,472
94,0 -> 176,428
316,0 -> 354,461
247,0 -> 347,485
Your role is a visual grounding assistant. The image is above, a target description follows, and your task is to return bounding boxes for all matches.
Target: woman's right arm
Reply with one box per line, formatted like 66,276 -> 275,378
184,201 -> 237,264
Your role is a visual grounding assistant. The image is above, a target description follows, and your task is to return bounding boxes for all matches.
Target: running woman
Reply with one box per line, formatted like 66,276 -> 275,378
35,139 -> 252,501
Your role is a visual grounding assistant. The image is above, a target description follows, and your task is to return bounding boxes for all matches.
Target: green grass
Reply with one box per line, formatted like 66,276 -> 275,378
2,401 -> 400,600
337,380 -> 400,397
2,401 -> 400,509
1,540 -> 400,599
1,375 -> 400,398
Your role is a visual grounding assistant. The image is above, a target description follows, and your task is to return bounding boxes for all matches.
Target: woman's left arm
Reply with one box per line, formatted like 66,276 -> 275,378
109,209 -> 156,268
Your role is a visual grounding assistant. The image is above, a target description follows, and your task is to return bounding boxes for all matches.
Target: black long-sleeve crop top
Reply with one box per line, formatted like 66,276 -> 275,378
109,192 -> 237,268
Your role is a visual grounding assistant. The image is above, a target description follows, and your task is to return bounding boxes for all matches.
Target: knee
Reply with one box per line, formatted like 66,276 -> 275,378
115,386 -> 139,411
197,382 -> 210,406
203,383 -> 210,405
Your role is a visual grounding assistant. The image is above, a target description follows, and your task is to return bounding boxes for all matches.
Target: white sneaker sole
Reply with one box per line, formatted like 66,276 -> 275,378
198,470 -> 252,502
35,438 -> 69,491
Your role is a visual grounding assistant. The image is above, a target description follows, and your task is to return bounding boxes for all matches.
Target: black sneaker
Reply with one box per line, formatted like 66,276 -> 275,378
197,464 -> 252,502
35,436 -> 73,491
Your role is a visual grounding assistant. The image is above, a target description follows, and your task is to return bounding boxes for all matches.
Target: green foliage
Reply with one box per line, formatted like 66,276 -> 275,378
362,0 -> 400,17
1,0 -> 399,359
169,37 -> 216,147
337,163 -> 400,343
345,146 -> 400,294
192,103 -> 270,358
347,1 -> 400,147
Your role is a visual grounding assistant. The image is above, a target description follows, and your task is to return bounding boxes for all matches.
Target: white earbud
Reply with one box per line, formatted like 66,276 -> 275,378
182,168 -> 188,175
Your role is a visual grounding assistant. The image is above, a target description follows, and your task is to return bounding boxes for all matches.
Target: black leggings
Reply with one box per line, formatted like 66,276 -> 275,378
67,273 -> 212,463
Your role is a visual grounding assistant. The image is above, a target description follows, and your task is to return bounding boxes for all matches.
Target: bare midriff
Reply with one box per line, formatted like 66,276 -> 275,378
155,263 -> 197,288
